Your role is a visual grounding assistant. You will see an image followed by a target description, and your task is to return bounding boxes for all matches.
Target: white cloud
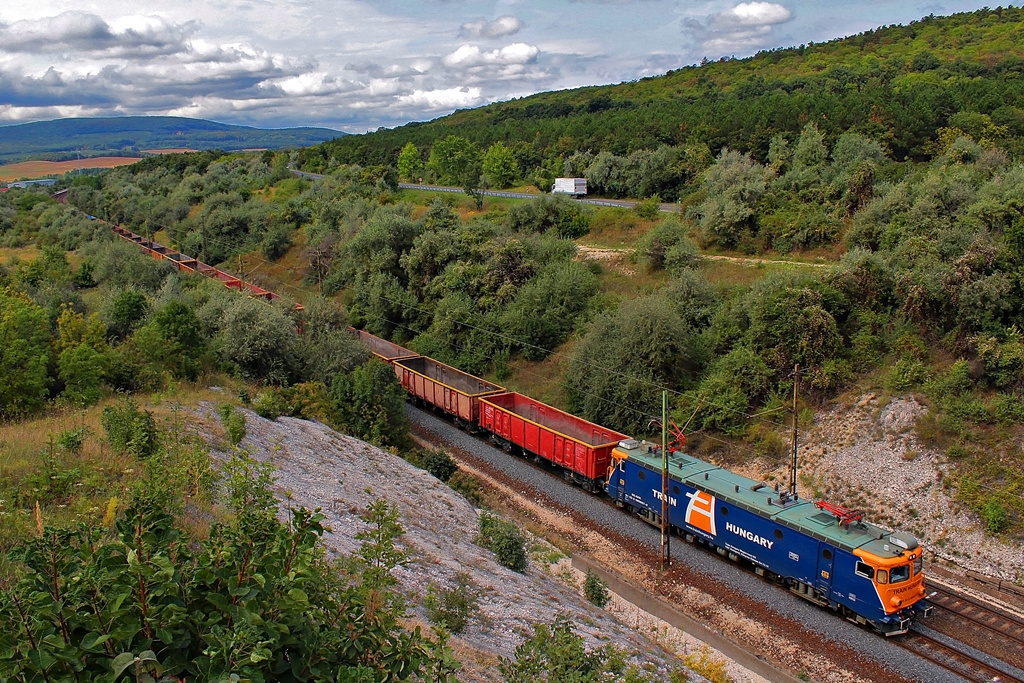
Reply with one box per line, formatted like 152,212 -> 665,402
0,11 -> 199,57
397,86 -> 483,110
685,1 -> 793,56
711,2 -> 792,28
263,72 -> 341,96
460,15 -> 523,38
443,43 -> 539,68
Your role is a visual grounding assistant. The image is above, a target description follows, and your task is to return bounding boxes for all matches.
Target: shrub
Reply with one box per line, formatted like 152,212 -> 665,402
219,403 -> 247,445
499,613 -> 642,682
57,426 -> 91,456
982,498 -> 1008,534
633,195 -> 662,220
583,569 -> 610,607
260,225 -> 292,261
253,390 -> 288,420
478,511 -> 528,572
448,471 -> 483,506
886,358 -> 929,391
101,398 -> 160,458
990,393 -> 1024,425
425,572 -> 482,634
423,449 -> 458,482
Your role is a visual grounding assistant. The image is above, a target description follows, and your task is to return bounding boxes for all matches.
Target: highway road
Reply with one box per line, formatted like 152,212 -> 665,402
291,170 -> 677,213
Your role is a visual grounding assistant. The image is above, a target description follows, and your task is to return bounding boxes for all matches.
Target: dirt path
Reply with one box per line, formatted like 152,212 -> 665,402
575,244 -> 835,269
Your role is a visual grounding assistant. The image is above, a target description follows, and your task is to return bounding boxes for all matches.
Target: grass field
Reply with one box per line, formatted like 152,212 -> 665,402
0,157 -> 142,183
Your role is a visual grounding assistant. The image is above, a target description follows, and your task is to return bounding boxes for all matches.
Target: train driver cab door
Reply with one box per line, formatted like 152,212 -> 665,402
816,546 -> 835,594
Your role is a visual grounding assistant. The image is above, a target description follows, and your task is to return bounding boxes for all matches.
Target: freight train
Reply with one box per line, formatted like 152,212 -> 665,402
353,328 -> 933,636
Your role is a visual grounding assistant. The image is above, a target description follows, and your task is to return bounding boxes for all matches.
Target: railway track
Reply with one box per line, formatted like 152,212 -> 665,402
928,582 -> 1024,651
903,629 -> 1024,683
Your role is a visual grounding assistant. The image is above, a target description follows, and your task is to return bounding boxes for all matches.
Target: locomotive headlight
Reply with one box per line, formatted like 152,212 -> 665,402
891,597 -> 903,607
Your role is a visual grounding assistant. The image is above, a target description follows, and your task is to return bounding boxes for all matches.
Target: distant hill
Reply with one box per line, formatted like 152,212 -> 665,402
300,6 -> 1024,175
0,116 -> 345,164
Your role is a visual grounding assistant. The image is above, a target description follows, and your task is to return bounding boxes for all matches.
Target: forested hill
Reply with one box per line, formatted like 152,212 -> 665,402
299,6 -> 1024,179
0,116 -> 345,164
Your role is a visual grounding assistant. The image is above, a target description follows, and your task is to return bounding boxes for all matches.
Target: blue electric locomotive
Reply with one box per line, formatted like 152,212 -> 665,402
607,439 -> 932,635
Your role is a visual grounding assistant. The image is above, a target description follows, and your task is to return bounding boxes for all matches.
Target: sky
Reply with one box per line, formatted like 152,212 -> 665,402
0,0 -> 1003,133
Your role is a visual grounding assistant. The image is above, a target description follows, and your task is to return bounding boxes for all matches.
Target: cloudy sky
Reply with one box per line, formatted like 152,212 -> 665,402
0,0 -> 997,133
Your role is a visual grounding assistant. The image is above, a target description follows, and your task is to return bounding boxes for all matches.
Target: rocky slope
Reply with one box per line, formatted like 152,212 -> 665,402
736,394 -> 1023,581
189,401 -> 754,683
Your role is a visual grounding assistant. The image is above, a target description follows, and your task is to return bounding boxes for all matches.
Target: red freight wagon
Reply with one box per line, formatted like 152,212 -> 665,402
393,357 -> 504,427
352,329 -> 419,364
479,392 -> 629,491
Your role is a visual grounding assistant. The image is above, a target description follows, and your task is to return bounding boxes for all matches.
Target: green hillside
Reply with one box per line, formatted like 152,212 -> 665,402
0,116 -> 345,164
300,7 -> 1024,185
2,6 -> 1023,551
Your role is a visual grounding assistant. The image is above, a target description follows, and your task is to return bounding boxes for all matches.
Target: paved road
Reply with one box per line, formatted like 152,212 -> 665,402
291,170 -> 676,212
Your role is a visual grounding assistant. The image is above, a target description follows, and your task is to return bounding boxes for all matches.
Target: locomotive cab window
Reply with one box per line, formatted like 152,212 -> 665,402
914,555 -> 923,575
822,549 -> 832,561
855,562 -> 875,579
890,564 -> 910,583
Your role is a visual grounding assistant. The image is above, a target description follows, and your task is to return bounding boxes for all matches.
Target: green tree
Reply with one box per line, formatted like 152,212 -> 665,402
58,342 -> 107,407
428,135 -> 481,186
101,397 -> 161,459
566,295 -> 706,434
329,359 -> 410,448
397,142 -> 424,181
427,135 -> 484,207
140,299 -> 206,380
483,141 -> 519,188
477,512 -> 528,572
105,288 -> 150,340
218,297 -> 298,384
693,149 -> 770,249
0,287 -> 50,417
503,261 -> 599,360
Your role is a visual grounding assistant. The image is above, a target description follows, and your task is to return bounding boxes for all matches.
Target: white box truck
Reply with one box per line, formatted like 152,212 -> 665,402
551,178 -> 587,197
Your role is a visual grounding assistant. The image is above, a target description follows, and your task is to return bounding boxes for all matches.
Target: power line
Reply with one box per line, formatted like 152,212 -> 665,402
88,205 -> 795,432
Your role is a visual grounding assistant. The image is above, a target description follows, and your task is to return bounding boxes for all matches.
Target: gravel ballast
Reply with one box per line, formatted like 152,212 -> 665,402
406,406 -> 968,683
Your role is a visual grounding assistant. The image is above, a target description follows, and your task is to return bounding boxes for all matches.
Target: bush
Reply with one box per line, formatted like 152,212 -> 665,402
990,393 -> 1024,425
448,471 -> 483,506
425,572 -> 482,634
57,426 -> 91,456
983,498 -> 1008,534
478,511 -> 528,572
886,358 -> 930,391
423,449 -> 458,482
0,454 -> 453,682
219,403 -> 247,445
633,195 -> 662,220
101,398 -> 160,458
253,390 -> 288,420
583,569 -> 610,607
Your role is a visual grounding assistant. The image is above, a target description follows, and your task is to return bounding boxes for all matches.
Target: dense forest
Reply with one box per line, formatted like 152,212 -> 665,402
298,7 -> 1024,199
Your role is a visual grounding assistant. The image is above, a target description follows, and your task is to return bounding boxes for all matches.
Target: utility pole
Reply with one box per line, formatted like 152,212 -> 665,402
790,363 -> 799,497
661,390 -> 671,570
